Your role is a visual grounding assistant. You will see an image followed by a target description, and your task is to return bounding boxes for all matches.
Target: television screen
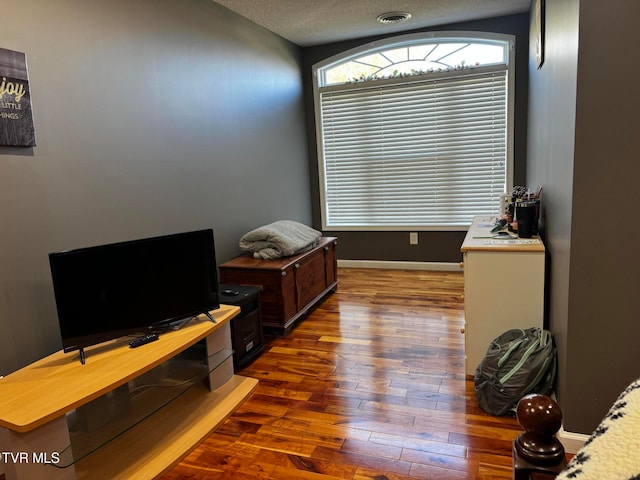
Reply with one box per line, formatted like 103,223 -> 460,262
48,229 -> 220,360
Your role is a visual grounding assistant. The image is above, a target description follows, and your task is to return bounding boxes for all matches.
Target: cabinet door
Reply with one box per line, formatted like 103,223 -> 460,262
294,248 -> 327,310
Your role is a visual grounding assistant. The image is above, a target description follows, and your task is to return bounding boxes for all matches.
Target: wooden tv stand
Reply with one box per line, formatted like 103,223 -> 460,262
0,305 -> 258,480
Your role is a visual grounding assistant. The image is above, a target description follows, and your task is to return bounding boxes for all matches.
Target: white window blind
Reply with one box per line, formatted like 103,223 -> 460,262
318,66 -> 508,229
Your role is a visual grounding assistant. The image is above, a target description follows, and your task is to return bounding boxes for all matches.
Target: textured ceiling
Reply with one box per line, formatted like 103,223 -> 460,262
211,0 -> 531,47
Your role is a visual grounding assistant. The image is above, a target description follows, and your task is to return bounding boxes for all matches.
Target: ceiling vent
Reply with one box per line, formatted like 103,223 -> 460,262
376,11 -> 412,24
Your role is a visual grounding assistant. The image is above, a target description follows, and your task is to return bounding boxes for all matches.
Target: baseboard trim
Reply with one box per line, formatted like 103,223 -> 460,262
557,426 -> 589,454
337,259 -> 462,271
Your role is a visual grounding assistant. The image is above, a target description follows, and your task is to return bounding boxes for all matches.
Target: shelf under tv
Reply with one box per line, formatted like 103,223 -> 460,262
0,305 -> 258,480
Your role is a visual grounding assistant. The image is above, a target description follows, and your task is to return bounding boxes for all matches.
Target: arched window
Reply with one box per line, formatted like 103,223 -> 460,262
313,32 -> 514,230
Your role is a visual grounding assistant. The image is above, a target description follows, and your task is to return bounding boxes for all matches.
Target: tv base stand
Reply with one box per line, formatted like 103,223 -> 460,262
0,305 -> 257,480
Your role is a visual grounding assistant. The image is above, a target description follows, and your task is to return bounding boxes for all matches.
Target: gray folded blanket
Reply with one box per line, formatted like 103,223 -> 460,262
239,220 -> 322,259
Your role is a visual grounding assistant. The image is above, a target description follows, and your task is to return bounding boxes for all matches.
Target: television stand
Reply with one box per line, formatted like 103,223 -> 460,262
0,305 -> 257,480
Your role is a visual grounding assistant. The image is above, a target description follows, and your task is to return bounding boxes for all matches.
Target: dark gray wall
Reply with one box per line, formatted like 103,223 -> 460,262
302,14 -> 530,263
526,0 -> 578,430
0,0 -> 310,373
528,0 -> 640,433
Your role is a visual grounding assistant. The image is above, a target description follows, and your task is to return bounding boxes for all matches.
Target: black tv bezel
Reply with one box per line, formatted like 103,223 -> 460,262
48,229 -> 220,360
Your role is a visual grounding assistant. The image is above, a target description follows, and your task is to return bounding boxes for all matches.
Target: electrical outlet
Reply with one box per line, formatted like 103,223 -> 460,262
409,232 -> 418,245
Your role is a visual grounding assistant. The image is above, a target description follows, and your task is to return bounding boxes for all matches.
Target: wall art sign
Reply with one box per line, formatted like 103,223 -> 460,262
0,47 -> 36,146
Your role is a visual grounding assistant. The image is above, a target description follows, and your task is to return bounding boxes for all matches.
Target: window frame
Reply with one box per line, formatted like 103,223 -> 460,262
312,31 -> 515,231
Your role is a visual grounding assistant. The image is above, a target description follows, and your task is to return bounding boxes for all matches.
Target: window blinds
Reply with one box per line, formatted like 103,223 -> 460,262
318,66 -> 507,229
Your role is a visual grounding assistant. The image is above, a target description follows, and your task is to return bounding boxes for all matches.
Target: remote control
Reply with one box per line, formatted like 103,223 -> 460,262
129,333 -> 159,348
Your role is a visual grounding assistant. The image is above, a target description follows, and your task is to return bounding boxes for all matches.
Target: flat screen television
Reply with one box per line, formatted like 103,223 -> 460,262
48,229 -> 220,364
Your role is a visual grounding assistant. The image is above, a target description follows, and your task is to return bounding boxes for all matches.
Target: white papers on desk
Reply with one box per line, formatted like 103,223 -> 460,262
482,239 -> 541,245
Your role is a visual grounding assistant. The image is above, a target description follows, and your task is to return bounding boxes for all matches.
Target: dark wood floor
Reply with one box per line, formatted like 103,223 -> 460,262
162,268 -> 523,479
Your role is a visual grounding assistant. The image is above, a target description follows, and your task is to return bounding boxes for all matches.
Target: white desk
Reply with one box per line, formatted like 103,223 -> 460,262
460,216 -> 546,375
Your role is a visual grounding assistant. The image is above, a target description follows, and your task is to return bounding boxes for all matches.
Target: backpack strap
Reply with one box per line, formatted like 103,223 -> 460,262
497,339 -> 525,368
499,337 -> 541,385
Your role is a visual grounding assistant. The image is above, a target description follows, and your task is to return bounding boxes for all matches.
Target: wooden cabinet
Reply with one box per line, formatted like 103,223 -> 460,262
219,237 -> 338,335
0,306 -> 257,480
460,217 -> 545,376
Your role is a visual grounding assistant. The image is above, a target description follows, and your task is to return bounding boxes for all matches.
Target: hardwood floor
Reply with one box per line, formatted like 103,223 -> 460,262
162,268 -> 523,480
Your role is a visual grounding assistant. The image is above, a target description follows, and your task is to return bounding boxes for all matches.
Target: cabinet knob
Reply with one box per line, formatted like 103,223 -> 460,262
460,294 -> 464,301
460,327 -> 465,334
459,262 -> 464,269
294,263 -> 300,269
